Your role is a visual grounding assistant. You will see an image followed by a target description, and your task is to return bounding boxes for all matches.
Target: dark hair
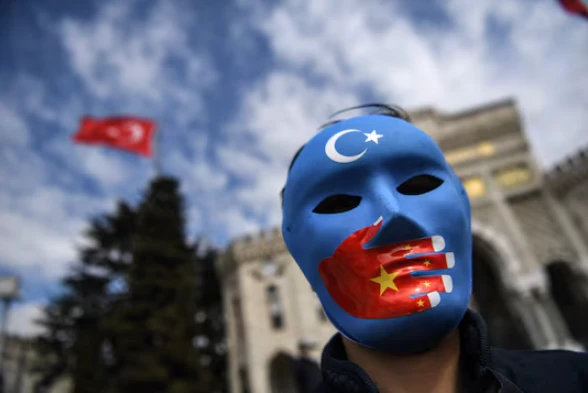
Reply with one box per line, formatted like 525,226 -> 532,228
280,104 -> 410,205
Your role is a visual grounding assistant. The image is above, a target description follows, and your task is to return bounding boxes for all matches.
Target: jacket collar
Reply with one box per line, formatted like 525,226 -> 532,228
319,310 -> 517,393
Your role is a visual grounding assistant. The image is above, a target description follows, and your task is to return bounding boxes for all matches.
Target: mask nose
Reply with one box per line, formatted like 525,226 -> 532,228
366,177 -> 427,248
371,176 -> 400,218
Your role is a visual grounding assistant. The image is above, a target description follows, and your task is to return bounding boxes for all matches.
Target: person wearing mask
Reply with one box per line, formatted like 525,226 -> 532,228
280,104 -> 588,393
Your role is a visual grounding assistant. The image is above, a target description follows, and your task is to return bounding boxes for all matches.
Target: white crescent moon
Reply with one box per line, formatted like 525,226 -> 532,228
125,123 -> 144,144
325,129 -> 367,163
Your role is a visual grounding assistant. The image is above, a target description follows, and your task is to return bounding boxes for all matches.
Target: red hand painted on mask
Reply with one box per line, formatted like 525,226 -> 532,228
318,219 -> 454,319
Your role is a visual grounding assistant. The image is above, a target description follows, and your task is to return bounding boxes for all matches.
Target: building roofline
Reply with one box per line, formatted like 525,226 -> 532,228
409,97 -> 516,122
443,98 -> 516,121
546,145 -> 588,177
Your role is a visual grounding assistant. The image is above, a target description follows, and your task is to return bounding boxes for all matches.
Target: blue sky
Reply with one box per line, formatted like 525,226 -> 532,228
1,0 -> 587,335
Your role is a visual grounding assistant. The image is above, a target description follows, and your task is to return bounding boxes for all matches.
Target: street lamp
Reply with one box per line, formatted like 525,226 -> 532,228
0,276 -> 20,369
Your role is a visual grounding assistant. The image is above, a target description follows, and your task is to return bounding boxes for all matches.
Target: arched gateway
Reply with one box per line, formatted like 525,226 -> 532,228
269,352 -> 297,393
472,235 -> 533,349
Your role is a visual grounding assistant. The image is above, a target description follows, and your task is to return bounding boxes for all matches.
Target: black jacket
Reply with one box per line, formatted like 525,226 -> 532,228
314,310 -> 588,393
294,356 -> 323,393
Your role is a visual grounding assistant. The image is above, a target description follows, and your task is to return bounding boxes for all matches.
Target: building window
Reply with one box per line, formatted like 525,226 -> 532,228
477,141 -> 496,157
239,367 -> 251,393
233,297 -> 245,342
461,176 -> 487,199
444,141 -> 496,165
494,165 -> 532,189
267,285 -> 284,329
261,259 -> 279,280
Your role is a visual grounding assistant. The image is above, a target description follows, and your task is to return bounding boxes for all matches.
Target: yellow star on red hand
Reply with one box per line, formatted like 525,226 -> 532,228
370,265 -> 399,295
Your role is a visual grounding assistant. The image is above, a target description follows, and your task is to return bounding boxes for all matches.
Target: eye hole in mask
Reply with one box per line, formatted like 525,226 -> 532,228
396,175 -> 444,195
313,194 -> 362,214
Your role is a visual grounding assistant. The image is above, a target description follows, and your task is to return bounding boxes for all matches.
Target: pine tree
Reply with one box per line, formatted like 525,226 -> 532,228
192,244 -> 227,393
82,201 -> 136,391
33,202 -> 136,393
65,269 -> 110,393
112,176 -> 213,393
34,177 -> 226,393
33,294 -> 77,393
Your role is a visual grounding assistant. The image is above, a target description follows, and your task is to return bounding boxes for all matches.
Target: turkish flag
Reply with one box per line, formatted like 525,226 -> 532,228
558,0 -> 588,19
318,219 -> 454,319
72,116 -> 157,157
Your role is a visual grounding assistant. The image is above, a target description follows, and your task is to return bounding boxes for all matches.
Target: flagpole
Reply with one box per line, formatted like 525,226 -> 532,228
153,125 -> 162,178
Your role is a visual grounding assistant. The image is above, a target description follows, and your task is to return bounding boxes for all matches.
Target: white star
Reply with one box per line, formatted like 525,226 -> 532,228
364,130 -> 383,144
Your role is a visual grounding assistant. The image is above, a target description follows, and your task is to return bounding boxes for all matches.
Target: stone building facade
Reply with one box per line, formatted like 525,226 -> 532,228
217,99 -> 588,393
1,335 -> 71,393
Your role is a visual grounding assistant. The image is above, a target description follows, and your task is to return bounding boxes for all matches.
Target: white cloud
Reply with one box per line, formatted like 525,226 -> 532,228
49,0 -> 218,194
212,71 -> 358,232
15,76 -> 67,127
245,0 -> 588,168
3,0 -> 587,304
6,302 -> 47,337
231,72 -> 357,162
0,92 -> 116,277
215,207 -> 262,240
75,150 -> 132,188
47,136 -> 148,192
0,183 -> 112,277
0,102 -> 30,146
209,0 -> 588,239
1,0 -> 218,283
59,0 -> 216,117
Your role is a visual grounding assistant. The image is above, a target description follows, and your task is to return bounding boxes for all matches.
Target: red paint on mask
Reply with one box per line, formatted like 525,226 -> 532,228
318,220 -> 453,319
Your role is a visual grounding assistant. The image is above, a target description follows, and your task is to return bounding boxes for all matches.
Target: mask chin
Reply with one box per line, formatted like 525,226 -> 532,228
323,297 -> 468,354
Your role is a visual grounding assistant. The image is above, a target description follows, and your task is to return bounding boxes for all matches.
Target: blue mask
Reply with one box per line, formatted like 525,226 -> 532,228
281,115 -> 472,353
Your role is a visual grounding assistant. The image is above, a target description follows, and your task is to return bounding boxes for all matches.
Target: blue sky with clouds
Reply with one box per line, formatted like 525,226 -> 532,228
1,0 -> 587,335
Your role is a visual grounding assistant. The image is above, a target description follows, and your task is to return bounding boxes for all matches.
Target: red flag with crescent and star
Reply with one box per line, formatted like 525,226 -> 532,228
558,0 -> 588,19
318,218 -> 454,319
72,116 -> 157,157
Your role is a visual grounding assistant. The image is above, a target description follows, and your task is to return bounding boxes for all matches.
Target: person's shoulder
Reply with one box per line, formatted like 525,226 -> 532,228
491,347 -> 588,372
490,348 -> 588,392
